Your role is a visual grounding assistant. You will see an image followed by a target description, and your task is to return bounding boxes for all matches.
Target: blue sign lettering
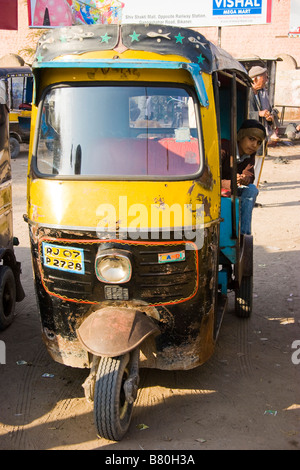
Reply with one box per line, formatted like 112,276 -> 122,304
213,0 -> 262,15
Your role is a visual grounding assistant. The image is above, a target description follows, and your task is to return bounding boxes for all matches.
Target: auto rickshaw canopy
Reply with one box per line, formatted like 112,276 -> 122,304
32,24 -> 251,108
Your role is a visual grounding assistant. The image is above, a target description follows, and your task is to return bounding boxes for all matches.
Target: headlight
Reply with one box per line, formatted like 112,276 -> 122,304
95,249 -> 132,284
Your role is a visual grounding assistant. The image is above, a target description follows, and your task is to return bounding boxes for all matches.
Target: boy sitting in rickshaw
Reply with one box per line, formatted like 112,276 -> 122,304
221,119 -> 266,235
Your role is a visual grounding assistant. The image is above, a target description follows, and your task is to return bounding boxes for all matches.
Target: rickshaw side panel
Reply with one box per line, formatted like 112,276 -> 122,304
0,102 -> 13,250
0,84 -> 25,324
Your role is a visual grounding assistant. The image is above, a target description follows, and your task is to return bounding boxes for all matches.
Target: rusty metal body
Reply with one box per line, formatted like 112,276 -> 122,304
0,76 -> 25,331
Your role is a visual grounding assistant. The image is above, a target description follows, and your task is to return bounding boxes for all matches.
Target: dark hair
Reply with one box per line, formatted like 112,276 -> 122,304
238,119 -> 266,138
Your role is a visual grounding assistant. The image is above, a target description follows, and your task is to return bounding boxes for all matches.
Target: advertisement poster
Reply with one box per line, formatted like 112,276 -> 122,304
28,0 -> 272,28
289,0 -> 300,37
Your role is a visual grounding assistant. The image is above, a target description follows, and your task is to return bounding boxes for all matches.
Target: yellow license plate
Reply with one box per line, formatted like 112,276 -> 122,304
42,243 -> 85,274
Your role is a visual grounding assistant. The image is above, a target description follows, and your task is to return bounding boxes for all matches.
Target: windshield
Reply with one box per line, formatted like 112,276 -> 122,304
36,84 -> 202,178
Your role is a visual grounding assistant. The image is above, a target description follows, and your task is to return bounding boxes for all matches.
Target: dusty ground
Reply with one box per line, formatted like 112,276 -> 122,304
0,142 -> 299,451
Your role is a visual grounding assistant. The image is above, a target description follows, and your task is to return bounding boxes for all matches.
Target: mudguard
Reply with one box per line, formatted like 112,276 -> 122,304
77,307 -> 159,357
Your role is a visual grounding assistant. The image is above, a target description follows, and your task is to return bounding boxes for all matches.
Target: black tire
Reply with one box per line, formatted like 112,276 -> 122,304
94,353 -> 134,441
0,266 -> 16,330
235,275 -> 253,318
10,137 -> 20,158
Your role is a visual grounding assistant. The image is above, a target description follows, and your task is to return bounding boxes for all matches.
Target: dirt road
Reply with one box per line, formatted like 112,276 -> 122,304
0,143 -> 299,451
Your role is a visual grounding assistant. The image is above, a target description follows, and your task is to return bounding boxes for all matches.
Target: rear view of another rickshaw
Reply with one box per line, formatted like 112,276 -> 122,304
26,24 -> 255,440
0,67 -> 33,158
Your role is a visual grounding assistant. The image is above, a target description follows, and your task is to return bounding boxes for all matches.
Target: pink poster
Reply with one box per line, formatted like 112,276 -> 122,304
28,0 -> 124,27
30,0 -> 72,27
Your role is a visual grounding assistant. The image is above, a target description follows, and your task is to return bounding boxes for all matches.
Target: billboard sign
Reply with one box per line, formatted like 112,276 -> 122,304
28,0 -> 272,28
213,0 -> 262,18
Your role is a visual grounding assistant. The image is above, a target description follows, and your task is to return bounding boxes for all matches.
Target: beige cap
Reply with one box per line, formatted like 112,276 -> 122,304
248,65 -> 267,78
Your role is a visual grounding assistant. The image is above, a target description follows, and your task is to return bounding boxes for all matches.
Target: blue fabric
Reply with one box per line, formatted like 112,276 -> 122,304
238,184 -> 259,235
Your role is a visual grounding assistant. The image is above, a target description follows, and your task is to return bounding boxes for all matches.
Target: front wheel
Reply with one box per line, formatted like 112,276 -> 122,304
94,353 -> 135,441
0,266 -> 17,330
235,275 -> 253,318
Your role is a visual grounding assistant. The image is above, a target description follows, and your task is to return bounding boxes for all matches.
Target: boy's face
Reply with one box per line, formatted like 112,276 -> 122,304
238,135 -> 263,155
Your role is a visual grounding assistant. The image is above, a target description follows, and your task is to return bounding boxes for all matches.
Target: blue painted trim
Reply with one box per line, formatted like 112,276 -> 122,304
220,196 -> 239,264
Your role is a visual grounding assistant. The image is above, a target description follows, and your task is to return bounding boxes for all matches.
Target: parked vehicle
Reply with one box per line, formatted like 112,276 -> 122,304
0,78 -> 25,329
26,24 -> 253,440
0,67 -> 33,158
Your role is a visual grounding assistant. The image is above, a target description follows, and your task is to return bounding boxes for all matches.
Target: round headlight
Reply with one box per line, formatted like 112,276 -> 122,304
95,250 -> 132,284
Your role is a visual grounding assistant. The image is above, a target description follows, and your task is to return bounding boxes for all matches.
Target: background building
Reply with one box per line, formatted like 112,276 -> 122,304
0,0 -> 299,120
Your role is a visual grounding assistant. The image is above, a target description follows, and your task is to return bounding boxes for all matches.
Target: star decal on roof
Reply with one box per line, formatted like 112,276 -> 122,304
129,31 -> 141,42
36,53 -> 44,63
197,54 -> 205,64
100,33 -> 111,44
174,33 -> 185,44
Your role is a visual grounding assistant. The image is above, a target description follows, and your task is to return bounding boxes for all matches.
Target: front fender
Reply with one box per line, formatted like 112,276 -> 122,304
77,307 -> 159,357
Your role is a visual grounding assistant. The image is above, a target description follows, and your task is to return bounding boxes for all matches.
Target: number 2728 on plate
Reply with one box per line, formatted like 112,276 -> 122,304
42,242 -> 85,274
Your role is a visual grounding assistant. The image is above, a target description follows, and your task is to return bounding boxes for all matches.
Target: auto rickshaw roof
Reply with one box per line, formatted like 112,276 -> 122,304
0,66 -> 32,78
33,24 -> 250,83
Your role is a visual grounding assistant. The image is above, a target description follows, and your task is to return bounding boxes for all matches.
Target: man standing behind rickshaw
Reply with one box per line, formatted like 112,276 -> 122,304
248,66 -> 279,142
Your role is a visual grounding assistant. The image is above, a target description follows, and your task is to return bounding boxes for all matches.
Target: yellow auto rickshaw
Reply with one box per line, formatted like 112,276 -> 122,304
26,24 -> 254,440
0,75 -> 25,330
0,67 -> 33,158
